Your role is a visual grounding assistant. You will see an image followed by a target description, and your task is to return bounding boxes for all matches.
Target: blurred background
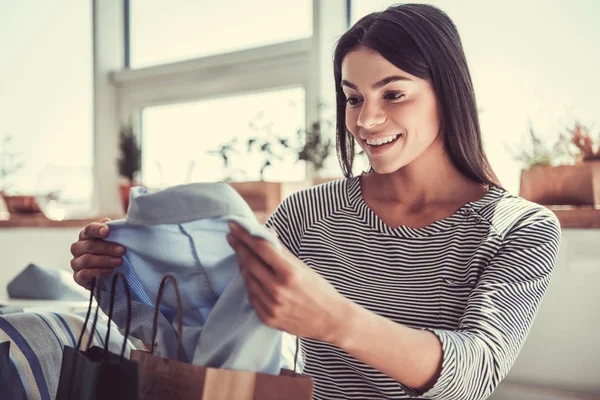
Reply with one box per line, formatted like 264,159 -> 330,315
1,0 -> 598,216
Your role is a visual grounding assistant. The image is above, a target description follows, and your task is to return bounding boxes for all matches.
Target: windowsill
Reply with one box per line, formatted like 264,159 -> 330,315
0,211 -> 271,228
546,206 -> 600,229
1,208 -> 592,229
0,214 -> 121,228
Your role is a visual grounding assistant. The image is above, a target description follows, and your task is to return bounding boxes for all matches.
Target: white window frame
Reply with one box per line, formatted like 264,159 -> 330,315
91,0 -> 348,216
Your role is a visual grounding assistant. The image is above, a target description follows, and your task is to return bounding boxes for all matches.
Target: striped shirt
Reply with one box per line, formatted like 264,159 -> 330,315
266,176 -> 561,400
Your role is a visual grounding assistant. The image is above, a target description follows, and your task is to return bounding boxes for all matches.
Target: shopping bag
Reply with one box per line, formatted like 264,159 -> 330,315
131,274 -> 314,400
0,340 -> 27,399
55,274 -> 139,400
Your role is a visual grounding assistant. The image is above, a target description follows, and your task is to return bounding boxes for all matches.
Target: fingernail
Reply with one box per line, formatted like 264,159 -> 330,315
115,246 -> 125,255
228,221 -> 239,233
100,226 -> 109,236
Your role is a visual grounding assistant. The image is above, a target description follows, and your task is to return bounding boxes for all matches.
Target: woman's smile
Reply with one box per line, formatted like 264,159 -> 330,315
361,132 -> 404,156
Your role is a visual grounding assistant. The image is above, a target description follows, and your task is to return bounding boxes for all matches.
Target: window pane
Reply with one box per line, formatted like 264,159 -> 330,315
130,0 -> 312,68
351,0 -> 600,193
141,87 -> 305,189
0,1 -> 93,204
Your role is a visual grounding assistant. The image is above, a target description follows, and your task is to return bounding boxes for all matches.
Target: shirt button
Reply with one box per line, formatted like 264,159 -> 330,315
470,216 -> 482,224
463,208 -> 473,216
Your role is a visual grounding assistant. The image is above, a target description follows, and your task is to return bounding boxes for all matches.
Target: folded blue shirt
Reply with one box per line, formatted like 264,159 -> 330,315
97,183 -> 301,374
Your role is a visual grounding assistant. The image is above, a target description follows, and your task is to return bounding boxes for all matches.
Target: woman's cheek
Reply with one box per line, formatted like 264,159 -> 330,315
345,109 -> 360,136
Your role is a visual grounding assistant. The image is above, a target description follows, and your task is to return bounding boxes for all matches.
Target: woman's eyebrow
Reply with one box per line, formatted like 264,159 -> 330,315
342,75 -> 413,91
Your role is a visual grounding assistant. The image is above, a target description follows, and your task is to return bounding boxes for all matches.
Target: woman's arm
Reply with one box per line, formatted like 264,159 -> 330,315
333,298 -> 444,391
227,221 -> 443,391
227,209 -> 560,400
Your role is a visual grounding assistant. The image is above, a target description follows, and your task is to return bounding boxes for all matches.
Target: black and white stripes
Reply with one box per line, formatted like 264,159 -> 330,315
266,176 -> 561,400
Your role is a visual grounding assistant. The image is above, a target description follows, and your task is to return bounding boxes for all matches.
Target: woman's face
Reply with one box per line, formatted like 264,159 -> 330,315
341,47 -> 443,175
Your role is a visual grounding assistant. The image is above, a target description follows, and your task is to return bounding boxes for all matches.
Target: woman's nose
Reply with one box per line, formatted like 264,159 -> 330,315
357,101 -> 386,129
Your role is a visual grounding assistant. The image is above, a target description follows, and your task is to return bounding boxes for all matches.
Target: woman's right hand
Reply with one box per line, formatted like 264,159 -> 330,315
70,217 -> 125,289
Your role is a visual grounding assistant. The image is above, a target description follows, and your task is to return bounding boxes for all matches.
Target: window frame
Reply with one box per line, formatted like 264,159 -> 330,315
92,0 -> 348,215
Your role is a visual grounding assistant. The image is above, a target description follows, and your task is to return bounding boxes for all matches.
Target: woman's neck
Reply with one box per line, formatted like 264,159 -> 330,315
362,145 -> 487,211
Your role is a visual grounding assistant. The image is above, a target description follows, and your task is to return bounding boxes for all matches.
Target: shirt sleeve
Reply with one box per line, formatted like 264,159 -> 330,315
264,194 -> 306,258
417,208 -> 561,400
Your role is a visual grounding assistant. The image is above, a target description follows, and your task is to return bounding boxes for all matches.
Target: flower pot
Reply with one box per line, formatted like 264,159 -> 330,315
119,183 -> 135,214
0,193 -> 42,214
229,181 -> 282,213
519,161 -> 600,205
312,177 -> 343,186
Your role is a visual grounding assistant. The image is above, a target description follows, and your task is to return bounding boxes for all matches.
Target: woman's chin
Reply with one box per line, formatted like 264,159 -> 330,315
370,162 -> 406,175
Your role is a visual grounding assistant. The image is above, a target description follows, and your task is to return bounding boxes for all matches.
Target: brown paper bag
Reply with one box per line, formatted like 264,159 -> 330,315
132,274 -> 314,400
131,351 -> 313,400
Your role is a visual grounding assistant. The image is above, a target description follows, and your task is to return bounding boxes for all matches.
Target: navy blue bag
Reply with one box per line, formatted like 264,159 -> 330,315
55,274 -> 139,400
0,340 -> 27,400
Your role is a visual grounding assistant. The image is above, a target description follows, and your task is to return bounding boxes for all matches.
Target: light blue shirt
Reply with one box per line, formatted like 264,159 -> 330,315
97,183 -> 300,374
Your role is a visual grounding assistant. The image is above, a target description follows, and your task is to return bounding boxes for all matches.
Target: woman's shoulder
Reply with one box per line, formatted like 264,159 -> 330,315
268,177 -> 353,230
266,178 -> 353,254
280,177 -> 351,211
478,186 -> 561,241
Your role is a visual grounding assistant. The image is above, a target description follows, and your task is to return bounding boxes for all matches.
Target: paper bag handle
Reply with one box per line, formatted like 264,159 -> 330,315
103,272 -> 133,360
150,274 -> 183,360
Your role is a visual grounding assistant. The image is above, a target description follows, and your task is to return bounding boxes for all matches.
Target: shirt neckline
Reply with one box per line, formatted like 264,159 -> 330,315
126,182 -> 256,225
346,175 -> 504,238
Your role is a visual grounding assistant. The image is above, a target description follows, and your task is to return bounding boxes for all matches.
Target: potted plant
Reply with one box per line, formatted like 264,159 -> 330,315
292,119 -> 337,185
516,122 -> 600,205
0,134 -> 41,215
207,108 -> 340,213
208,133 -> 285,213
117,123 -> 141,212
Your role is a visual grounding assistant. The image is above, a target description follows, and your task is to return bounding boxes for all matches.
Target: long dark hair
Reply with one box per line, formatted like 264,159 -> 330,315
334,3 -> 500,187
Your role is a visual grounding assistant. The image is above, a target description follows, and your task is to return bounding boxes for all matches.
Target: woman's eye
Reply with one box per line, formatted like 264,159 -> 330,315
384,92 -> 405,101
346,97 -> 362,107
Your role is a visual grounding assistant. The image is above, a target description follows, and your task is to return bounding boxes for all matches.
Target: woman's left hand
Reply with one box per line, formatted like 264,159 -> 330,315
226,221 -> 347,343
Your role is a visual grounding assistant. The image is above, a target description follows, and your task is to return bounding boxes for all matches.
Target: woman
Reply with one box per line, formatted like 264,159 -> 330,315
70,4 -> 561,399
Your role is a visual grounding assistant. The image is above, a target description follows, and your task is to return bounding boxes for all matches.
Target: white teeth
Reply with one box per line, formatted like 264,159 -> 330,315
366,134 -> 400,146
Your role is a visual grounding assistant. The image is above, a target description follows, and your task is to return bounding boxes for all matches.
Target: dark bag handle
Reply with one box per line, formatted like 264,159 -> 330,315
150,274 -> 183,361
76,277 -> 101,351
77,273 -> 133,360
102,272 -> 133,360
293,336 -> 300,376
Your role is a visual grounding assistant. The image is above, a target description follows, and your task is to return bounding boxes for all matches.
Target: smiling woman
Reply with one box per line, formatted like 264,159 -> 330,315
340,50 -> 442,173
334,19 -> 498,188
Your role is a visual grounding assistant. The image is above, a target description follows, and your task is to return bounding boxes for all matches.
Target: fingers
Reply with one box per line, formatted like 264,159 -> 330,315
241,252 -> 279,298
70,238 -> 125,258
228,222 -> 290,278
248,290 -> 277,328
73,268 -> 113,289
79,222 -> 110,241
241,261 -> 278,305
71,253 -> 123,273
71,218 -> 125,289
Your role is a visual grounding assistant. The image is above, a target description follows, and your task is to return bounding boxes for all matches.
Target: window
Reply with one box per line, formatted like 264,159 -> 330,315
0,1 -> 93,202
141,87 -> 306,189
129,0 -> 312,69
351,0 -> 600,193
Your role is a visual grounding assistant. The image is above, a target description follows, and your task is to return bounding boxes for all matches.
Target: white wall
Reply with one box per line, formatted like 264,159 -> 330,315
0,228 -> 80,298
495,229 -> 600,397
0,227 -> 598,396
